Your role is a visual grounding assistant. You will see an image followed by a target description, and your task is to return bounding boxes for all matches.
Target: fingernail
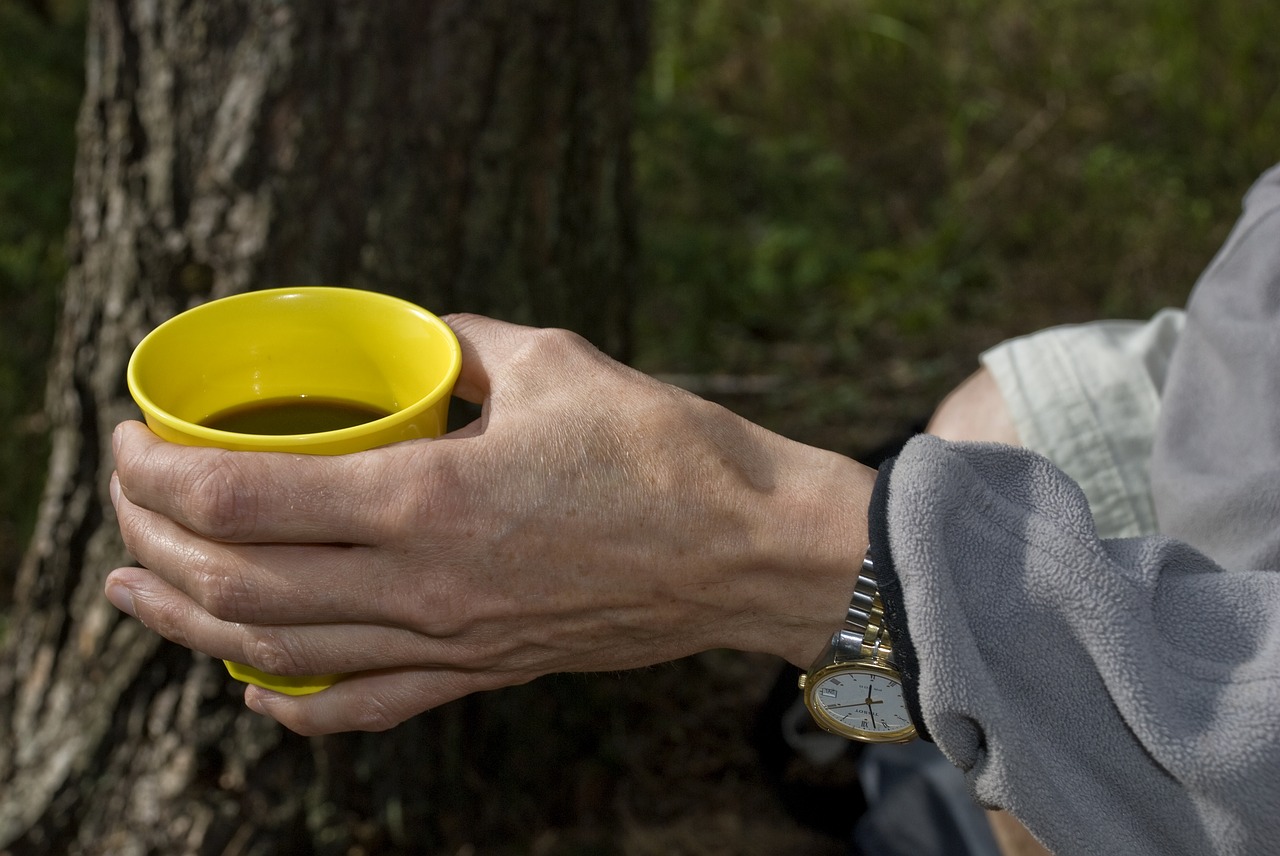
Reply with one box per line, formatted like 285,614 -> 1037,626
109,473 -> 121,508
112,423 -> 123,458
105,581 -> 137,618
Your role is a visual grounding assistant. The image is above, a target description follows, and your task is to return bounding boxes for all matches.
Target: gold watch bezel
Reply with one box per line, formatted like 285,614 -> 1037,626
801,659 -> 918,744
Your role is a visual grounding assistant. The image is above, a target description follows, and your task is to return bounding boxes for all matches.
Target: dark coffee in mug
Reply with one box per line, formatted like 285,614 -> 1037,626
201,397 -> 392,435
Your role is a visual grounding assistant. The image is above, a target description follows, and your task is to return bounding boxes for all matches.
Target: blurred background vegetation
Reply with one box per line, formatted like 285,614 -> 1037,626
2,0 -> 1279,604
632,0 -> 1280,455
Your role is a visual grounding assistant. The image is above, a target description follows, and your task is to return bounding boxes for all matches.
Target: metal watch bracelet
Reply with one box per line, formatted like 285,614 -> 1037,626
829,550 -> 893,662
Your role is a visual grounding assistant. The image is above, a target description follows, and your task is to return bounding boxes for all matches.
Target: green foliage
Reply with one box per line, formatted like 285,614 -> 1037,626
0,0 -> 84,585
3,0 -> 1280,560
633,0 -> 1280,429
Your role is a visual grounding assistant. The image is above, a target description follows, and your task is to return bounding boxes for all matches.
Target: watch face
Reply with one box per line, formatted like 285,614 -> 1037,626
807,662 -> 916,743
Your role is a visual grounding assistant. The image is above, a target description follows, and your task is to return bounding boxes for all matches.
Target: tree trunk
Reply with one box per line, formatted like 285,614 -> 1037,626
0,2 -> 646,853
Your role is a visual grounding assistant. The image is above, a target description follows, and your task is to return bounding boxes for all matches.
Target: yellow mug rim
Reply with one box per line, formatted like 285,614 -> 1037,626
125,286 -> 461,451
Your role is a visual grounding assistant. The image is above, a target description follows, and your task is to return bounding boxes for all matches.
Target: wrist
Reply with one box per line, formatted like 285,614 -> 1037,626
714,434 -> 878,668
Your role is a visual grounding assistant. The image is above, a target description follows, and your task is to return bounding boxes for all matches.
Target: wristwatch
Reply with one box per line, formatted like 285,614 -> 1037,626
798,548 -> 917,744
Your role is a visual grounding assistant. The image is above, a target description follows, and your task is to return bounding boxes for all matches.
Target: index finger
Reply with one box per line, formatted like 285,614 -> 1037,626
113,420 -> 407,544
441,312 -> 531,404
443,312 -> 614,406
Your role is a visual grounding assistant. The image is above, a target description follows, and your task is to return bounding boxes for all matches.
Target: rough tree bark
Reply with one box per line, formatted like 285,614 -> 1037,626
0,2 -> 646,853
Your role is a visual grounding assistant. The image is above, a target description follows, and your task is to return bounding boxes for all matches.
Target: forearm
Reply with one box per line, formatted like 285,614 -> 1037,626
1151,161 -> 1280,569
881,435 -> 1280,856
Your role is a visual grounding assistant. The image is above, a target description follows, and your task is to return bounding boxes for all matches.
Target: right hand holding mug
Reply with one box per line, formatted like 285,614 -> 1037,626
107,314 -> 876,735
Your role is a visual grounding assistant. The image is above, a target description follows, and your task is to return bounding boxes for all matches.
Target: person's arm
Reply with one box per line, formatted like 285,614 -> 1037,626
872,437 -> 1280,856
104,165 -> 1280,854
108,317 -> 878,735
1152,162 -> 1280,569
877,164 -> 1280,856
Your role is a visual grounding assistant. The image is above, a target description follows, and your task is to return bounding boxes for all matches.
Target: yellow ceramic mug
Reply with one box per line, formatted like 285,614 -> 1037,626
127,286 -> 461,695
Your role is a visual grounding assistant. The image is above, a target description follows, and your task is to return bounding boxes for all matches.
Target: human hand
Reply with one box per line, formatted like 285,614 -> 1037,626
107,314 -> 874,734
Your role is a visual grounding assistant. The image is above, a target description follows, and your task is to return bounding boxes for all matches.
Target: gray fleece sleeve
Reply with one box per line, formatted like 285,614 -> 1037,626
878,162 -> 1280,856
1152,162 -> 1280,570
880,439 -> 1280,856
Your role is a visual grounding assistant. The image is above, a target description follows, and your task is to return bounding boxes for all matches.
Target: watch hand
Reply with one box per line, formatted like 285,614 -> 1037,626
863,694 -> 880,728
828,700 -> 882,710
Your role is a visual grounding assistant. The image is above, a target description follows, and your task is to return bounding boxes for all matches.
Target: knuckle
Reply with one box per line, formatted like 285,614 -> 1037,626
182,454 -> 258,541
372,446 -> 442,534
348,696 -> 405,733
397,575 -> 471,639
138,592 -> 197,650
187,558 -> 262,623
274,691 -> 412,737
522,327 -> 593,363
244,629 -> 308,677
507,327 -> 600,386
115,503 -> 152,562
